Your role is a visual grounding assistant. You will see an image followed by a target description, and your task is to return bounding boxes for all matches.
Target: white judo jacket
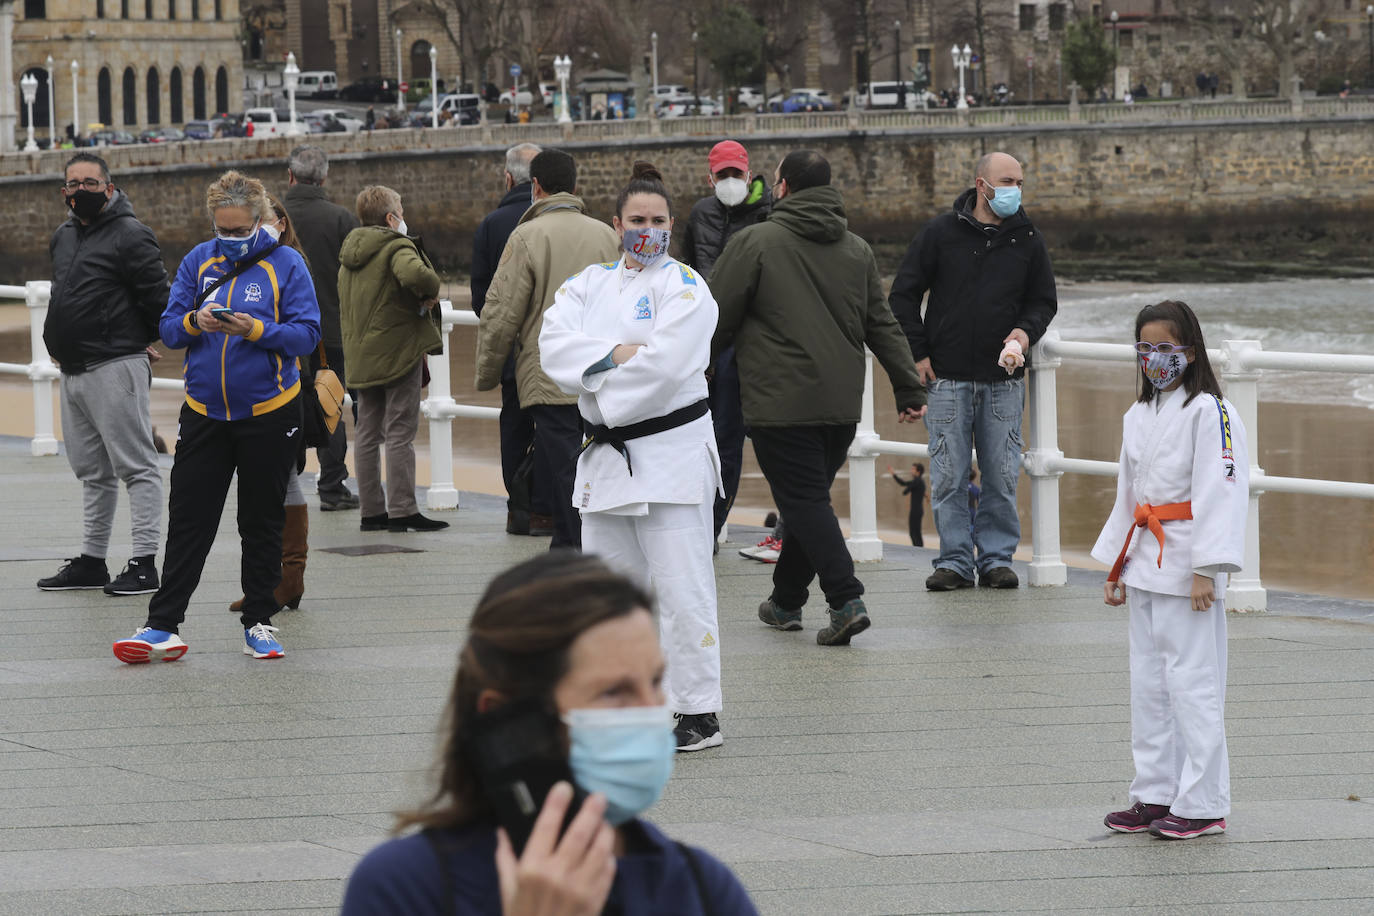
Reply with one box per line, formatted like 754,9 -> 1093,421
540,256 -> 724,515
1091,386 -> 1249,599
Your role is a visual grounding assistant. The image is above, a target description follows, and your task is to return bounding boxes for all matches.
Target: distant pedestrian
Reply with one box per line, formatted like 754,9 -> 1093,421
40,152 -> 168,597
889,151 -> 1058,592
1208,73 -> 1219,99
710,150 -> 926,646
1094,299 -> 1248,840
365,105 -> 375,130
889,463 -> 926,547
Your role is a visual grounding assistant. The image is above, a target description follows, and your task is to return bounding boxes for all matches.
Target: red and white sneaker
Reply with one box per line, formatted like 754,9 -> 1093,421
754,537 -> 781,563
113,627 -> 188,664
738,535 -> 778,560
1149,814 -> 1226,839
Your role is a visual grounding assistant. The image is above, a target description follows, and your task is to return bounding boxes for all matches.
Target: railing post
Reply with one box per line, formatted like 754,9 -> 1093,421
845,351 -> 883,562
1220,339 -> 1266,611
1026,331 -> 1067,585
420,300 -> 459,510
25,280 -> 59,457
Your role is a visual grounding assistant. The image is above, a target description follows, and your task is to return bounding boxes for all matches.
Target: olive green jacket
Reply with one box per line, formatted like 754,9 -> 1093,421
338,226 -> 443,389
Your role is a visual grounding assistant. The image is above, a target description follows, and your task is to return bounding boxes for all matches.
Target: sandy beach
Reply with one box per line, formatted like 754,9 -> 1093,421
2,298 -> 1369,601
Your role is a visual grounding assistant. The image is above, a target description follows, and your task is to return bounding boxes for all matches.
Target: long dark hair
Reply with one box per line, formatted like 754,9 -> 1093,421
1134,299 -> 1223,405
615,160 -> 671,218
392,552 -> 653,834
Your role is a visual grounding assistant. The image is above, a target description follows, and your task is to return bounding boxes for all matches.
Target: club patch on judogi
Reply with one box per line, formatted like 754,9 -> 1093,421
633,295 -> 652,320
243,282 -> 263,303
677,265 -> 697,286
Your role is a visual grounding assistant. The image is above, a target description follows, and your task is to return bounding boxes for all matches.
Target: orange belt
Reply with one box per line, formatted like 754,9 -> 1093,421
1107,501 -> 1193,583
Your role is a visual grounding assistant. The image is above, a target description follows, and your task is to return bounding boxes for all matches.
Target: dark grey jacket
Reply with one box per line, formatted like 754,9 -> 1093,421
45,190 -> 169,374
284,182 -> 359,348
680,175 -> 772,278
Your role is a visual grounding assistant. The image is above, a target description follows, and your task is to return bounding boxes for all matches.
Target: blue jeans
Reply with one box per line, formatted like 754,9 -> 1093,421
923,378 -> 1024,579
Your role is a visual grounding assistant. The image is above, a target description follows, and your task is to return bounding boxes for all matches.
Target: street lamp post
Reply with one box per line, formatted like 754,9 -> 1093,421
395,28 -> 404,112
952,43 -> 971,110
70,60 -> 78,144
429,45 -> 438,128
283,52 -> 301,135
650,31 -> 659,118
692,31 -> 699,114
894,20 -> 906,109
554,54 -> 572,123
20,71 -> 37,151
1367,5 -> 1373,89
1110,10 -> 1120,99
1314,30 -> 1327,91
45,55 -> 54,146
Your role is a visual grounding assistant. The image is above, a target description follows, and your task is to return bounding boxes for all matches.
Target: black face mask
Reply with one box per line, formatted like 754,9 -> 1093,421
68,189 -> 108,222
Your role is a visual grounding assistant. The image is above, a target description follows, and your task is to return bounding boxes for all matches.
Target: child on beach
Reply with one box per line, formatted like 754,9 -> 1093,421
1090,300 -> 1249,840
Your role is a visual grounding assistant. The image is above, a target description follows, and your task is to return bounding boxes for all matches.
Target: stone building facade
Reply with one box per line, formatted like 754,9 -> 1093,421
276,0 -> 459,91
13,0 -> 244,138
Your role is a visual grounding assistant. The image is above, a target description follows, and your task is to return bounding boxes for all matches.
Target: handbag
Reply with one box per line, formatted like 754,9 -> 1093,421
313,344 -> 345,435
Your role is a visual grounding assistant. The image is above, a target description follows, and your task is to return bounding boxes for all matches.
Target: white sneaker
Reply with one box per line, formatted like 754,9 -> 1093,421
113,627 -> 188,664
739,535 -> 780,560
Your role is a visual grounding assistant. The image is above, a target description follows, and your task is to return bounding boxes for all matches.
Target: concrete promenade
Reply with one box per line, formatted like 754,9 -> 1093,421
2,435 -> 1372,915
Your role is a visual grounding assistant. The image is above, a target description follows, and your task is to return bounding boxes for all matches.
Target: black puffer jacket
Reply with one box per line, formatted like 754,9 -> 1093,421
888,187 -> 1057,382
679,175 -> 772,278
45,190 -> 169,374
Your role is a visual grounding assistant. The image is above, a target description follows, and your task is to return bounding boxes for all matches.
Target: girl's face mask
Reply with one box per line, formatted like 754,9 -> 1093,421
621,227 -> 672,269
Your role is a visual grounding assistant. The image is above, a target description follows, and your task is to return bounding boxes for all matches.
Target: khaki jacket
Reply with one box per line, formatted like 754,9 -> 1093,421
338,226 -> 442,389
475,192 -> 620,407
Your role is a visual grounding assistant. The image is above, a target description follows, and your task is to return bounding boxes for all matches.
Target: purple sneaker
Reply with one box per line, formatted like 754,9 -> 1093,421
1104,801 -> 1171,833
1150,814 -> 1227,839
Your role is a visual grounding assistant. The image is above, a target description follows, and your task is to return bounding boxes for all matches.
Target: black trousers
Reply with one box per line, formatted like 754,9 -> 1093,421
910,507 -> 924,547
528,403 -> 583,550
708,346 -> 746,537
749,424 -> 863,610
311,344 -> 351,496
146,397 -> 301,633
500,377 -> 544,514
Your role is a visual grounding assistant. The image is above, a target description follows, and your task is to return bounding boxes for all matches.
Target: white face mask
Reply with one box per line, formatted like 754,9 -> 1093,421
713,177 -> 748,208
390,214 -> 408,237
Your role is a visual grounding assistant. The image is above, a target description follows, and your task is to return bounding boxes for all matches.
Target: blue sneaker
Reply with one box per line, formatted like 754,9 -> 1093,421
113,627 -> 188,664
243,623 -> 285,659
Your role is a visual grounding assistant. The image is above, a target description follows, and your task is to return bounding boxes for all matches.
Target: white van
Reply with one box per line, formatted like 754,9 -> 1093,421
243,107 -> 307,138
296,71 -> 338,99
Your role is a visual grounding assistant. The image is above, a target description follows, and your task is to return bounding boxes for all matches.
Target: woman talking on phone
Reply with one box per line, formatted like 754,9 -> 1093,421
111,170 -> 321,664
341,552 -> 757,915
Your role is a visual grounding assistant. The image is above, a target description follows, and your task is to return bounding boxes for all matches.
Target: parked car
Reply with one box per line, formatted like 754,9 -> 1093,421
771,91 -> 836,113
296,71 -> 338,99
499,86 -> 534,106
658,97 -> 723,117
184,118 -> 232,139
243,106 -> 307,138
412,92 -> 483,125
736,86 -> 765,110
339,77 -> 398,103
653,84 -> 692,101
404,78 -> 433,104
766,87 -> 834,110
137,126 -> 186,143
302,108 -> 364,133
89,128 -> 138,146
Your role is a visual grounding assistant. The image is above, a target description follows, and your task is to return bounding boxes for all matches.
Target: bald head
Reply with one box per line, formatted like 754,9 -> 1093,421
975,152 -> 1022,182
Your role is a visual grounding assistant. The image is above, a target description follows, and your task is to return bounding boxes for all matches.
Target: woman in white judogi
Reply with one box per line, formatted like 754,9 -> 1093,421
540,161 -> 725,752
1092,300 -> 1249,840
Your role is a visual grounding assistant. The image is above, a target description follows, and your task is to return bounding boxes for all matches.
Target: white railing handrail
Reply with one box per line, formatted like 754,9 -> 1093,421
7,285 -> 1374,609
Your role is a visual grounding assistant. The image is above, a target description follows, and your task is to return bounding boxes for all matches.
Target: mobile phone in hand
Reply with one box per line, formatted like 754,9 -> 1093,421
210,307 -> 235,322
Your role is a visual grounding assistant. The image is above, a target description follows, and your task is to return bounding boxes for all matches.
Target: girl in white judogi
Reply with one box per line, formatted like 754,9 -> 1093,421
1092,300 -> 1249,840
539,161 -> 725,752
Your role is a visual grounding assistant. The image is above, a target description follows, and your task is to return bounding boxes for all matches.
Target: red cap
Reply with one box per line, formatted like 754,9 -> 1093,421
708,140 -> 749,176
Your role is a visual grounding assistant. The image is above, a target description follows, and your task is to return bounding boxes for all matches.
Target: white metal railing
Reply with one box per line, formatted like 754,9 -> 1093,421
7,286 -> 1374,609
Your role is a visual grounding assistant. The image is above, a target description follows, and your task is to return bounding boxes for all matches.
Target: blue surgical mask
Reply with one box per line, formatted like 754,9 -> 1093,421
622,227 -> 672,269
983,183 -> 1022,218
562,705 -> 675,826
216,221 -> 260,261
1141,351 -> 1186,390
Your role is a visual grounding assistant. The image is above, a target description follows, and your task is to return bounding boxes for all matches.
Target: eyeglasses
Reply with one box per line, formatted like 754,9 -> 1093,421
215,219 -> 260,241
62,178 -> 108,192
1134,341 -> 1189,355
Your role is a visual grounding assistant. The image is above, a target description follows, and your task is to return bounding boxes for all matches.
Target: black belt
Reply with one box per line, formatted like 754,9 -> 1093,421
580,399 -> 709,477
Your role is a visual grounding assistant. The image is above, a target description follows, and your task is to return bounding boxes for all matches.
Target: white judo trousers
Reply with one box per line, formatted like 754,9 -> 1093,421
1126,586 -> 1230,818
582,470 -> 722,716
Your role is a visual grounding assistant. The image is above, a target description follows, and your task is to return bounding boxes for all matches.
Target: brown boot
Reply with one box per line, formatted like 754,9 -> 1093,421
228,504 -> 310,612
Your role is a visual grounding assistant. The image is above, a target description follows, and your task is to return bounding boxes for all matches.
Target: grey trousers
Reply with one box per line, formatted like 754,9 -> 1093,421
355,361 -> 422,517
59,355 -> 163,558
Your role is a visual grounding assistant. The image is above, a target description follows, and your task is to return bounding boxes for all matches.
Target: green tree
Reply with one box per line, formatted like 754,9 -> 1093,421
700,5 -> 765,112
1062,15 -> 1116,98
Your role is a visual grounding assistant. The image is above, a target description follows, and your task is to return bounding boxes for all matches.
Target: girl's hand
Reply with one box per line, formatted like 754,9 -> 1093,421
1104,579 -> 1127,606
1191,573 -> 1216,611
495,782 -> 616,916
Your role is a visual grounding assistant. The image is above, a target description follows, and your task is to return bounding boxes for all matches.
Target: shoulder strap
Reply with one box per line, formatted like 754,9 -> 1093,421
420,828 -> 459,916
194,241 -> 283,309
675,841 -> 718,916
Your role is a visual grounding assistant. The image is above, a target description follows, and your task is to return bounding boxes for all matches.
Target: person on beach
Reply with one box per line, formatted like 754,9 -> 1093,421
112,170 -> 321,663
1092,300 -> 1249,840
888,150 -> 1058,592
539,162 -> 726,753
340,552 -> 758,915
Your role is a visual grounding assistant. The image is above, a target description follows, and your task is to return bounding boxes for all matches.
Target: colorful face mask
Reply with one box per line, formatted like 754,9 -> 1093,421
1141,350 -> 1186,390
215,222 -> 260,261
562,705 -> 676,826
622,227 -> 671,268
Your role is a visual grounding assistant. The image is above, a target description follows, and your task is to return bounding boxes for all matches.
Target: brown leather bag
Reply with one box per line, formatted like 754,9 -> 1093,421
313,344 -> 345,435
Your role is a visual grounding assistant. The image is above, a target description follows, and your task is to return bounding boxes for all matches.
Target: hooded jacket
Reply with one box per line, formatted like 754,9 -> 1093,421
160,229 -> 321,421
680,175 -> 772,278
337,226 -> 443,389
475,191 -> 621,408
888,187 -> 1057,382
709,185 -> 925,427
283,182 -> 358,349
45,189 -> 170,374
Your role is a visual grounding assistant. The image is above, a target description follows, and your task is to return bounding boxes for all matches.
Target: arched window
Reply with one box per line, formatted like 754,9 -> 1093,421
122,67 -> 137,125
146,68 -> 161,124
214,66 -> 228,114
98,67 -> 113,125
168,0 -> 175,19
97,0 -> 105,17
192,66 -> 206,119
23,0 -> 45,18
121,0 -> 128,18
145,0 -> 152,19
170,67 -> 183,123
214,0 -> 221,19
409,40 -> 434,88
191,0 -> 199,19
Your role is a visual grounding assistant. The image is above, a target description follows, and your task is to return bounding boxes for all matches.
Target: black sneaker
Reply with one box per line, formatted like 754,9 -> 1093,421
320,490 -> 360,511
816,598 -> 871,646
926,568 -> 975,591
979,567 -> 1019,589
103,556 -> 160,596
674,712 -> 723,752
360,514 -> 389,532
37,555 -> 109,591
388,512 -> 450,532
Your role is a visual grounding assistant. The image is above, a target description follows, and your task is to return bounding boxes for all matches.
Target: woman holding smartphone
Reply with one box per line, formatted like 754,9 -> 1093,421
112,170 -> 321,664
341,553 -> 757,915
